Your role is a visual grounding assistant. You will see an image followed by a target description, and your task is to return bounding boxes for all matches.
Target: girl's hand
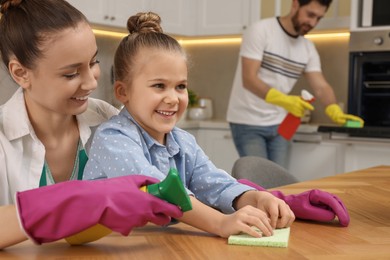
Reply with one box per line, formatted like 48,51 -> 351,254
254,191 -> 295,229
217,205 -> 273,238
234,190 -> 295,229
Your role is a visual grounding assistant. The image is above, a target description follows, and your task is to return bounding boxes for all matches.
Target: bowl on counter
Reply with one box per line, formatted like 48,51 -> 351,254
188,107 -> 207,121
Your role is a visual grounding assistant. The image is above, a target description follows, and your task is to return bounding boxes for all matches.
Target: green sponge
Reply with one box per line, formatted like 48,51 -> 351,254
228,227 -> 290,247
344,120 -> 363,128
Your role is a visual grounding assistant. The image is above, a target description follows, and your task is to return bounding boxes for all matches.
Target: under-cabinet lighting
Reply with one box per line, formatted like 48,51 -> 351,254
93,29 -> 350,44
177,38 -> 242,45
304,32 -> 350,39
93,29 -> 127,38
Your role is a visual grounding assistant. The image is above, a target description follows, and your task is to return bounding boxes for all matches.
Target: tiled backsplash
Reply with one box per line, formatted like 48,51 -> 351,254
0,34 -> 350,125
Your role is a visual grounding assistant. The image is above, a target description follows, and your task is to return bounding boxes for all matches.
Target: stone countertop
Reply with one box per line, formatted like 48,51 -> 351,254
176,119 -> 231,130
177,120 -> 390,144
177,119 -> 319,133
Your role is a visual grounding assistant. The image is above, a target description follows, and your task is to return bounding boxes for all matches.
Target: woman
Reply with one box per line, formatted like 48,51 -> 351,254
0,0 -> 181,249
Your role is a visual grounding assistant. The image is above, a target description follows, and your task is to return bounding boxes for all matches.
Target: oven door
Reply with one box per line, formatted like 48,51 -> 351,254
348,51 -> 390,126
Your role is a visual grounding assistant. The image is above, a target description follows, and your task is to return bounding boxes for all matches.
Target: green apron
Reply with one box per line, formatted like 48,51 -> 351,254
39,141 -> 88,187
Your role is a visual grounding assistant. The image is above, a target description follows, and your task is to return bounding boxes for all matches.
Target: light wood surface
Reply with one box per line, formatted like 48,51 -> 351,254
1,166 -> 390,259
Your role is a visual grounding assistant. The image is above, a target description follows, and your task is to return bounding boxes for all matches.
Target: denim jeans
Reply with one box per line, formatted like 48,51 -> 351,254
229,123 -> 289,168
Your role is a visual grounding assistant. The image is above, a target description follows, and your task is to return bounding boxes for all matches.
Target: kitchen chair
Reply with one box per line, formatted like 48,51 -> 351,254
231,156 -> 298,189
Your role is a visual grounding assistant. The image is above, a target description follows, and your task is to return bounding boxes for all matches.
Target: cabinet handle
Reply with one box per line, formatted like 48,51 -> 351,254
110,16 -> 115,21
292,140 -> 321,144
223,134 -> 232,139
104,15 -> 109,20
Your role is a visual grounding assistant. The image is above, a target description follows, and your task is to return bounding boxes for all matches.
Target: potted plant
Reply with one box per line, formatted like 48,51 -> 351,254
187,89 -> 206,120
187,89 -> 199,108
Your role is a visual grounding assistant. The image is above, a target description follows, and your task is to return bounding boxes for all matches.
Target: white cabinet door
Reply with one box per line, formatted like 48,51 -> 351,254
344,143 -> 390,172
287,141 -> 345,181
196,0 -> 259,36
149,0 -> 196,35
67,0 -> 149,29
196,129 -> 239,174
69,0 -> 259,36
107,0 -> 150,28
67,0 -> 106,24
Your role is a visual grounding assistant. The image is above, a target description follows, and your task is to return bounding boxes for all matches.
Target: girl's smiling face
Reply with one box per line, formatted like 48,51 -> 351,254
115,48 -> 188,144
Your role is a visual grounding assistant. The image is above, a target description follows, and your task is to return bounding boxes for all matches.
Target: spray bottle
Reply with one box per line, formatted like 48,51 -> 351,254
278,90 -> 315,140
65,168 -> 192,245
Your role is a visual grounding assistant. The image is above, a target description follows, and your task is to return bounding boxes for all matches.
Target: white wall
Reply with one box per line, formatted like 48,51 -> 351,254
0,65 -> 18,105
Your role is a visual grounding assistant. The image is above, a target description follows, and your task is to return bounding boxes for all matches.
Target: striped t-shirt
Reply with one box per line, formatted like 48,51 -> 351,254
227,17 -> 321,126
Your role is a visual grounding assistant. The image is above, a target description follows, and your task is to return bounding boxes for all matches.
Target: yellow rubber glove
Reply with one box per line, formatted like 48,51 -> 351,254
325,104 -> 364,126
265,88 -> 314,118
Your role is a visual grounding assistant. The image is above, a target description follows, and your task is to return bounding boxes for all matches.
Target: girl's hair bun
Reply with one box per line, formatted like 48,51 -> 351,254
1,0 -> 22,15
127,11 -> 163,35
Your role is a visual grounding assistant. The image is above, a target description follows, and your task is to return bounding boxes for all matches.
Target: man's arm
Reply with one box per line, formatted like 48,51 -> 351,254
304,71 -> 337,106
305,71 -> 364,125
242,56 -> 314,117
241,56 -> 271,99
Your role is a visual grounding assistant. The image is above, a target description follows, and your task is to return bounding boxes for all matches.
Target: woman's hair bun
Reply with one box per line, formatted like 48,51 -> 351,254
0,0 -> 22,15
127,11 -> 163,34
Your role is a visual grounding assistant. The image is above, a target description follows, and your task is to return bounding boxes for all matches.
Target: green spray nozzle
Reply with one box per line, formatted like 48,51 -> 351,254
147,168 -> 192,212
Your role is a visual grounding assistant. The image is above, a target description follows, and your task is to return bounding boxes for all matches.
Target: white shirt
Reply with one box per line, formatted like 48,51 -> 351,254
0,88 -> 118,205
227,17 -> 321,126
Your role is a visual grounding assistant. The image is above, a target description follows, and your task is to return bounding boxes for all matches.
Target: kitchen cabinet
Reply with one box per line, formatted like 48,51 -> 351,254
260,0 -> 351,31
288,128 -> 390,181
344,143 -> 390,172
180,121 -> 390,181
287,140 -> 345,182
67,0 -> 259,36
195,128 -> 239,173
66,0 -> 150,28
151,0 -> 259,36
178,121 -> 239,173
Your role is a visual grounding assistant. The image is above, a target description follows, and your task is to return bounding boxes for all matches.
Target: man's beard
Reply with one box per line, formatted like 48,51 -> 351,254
291,11 -> 313,36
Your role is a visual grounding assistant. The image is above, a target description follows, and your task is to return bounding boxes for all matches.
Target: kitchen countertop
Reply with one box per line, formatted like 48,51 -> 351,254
176,119 -> 231,130
177,119 -> 319,133
177,119 -> 390,144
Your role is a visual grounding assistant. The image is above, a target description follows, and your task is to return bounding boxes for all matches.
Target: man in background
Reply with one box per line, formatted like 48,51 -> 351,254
226,0 -> 363,168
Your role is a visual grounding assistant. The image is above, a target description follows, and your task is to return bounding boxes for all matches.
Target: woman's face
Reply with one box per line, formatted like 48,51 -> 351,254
118,48 -> 188,144
22,22 -> 100,117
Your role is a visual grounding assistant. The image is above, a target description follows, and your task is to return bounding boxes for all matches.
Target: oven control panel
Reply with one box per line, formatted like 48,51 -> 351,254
350,30 -> 390,52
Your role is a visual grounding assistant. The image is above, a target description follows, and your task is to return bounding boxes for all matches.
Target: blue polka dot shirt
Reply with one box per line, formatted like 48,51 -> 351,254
83,109 -> 254,213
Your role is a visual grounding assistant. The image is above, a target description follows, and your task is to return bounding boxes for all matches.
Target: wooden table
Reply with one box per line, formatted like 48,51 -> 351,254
1,166 -> 390,259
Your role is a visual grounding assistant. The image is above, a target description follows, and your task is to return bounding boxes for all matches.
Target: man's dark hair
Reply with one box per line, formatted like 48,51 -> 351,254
298,0 -> 333,9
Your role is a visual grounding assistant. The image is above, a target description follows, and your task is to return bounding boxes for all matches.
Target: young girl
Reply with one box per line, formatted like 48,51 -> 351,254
0,0 -> 181,249
84,12 -> 295,239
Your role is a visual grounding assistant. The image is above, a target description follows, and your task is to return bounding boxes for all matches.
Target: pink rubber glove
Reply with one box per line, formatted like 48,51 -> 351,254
238,179 -> 350,227
16,175 -> 183,244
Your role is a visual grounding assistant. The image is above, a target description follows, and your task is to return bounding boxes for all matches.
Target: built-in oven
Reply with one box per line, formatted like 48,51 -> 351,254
318,30 -> 390,138
348,51 -> 390,126
348,30 -> 390,127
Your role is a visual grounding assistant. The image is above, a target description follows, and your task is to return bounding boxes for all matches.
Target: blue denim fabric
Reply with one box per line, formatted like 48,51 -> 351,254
229,123 -> 289,168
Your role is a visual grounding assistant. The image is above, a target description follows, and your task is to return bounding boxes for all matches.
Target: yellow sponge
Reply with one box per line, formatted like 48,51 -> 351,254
228,227 -> 290,247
